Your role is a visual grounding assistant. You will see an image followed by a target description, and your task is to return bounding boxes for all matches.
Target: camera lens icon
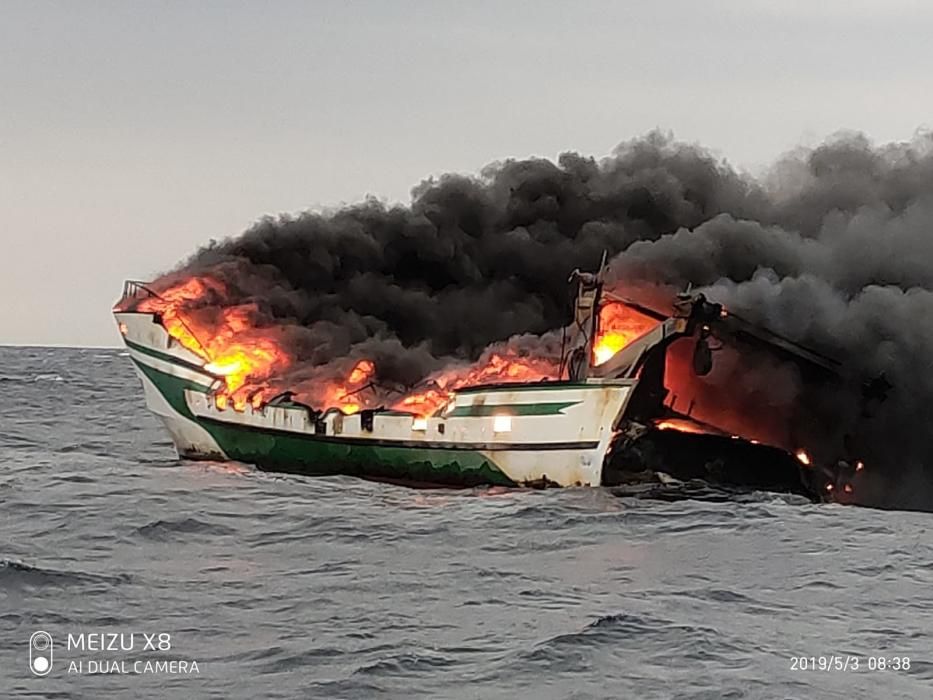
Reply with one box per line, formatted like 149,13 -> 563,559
29,631 -> 53,676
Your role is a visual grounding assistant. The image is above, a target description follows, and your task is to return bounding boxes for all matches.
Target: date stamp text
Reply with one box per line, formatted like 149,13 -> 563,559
790,655 -> 911,672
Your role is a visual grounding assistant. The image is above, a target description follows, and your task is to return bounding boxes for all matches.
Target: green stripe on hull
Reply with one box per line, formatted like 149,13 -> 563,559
447,401 -> 578,417
132,356 -> 515,487
201,418 -> 514,486
131,357 -> 210,420
454,381 -> 593,394
125,338 -> 218,381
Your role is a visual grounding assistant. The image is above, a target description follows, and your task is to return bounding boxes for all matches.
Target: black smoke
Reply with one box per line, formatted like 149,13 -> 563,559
610,131 -> 933,509
155,129 -> 933,509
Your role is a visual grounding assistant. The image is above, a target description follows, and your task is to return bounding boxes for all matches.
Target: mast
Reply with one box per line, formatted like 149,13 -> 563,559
566,253 -> 607,381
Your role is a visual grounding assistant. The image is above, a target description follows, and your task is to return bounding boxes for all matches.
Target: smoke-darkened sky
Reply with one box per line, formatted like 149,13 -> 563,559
3,0 -> 933,345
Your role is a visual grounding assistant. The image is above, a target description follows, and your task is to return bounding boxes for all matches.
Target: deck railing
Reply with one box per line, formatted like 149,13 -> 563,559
117,280 -> 212,360
120,280 -> 162,302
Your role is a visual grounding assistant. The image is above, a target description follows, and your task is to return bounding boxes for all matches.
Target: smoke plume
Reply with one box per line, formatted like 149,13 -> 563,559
147,129 -> 933,509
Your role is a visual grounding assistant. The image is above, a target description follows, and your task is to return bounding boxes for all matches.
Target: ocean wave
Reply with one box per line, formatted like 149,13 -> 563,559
516,612 -> 747,670
0,373 -> 65,384
352,650 -> 458,676
609,479 -> 788,504
0,559 -> 131,588
133,517 -> 237,540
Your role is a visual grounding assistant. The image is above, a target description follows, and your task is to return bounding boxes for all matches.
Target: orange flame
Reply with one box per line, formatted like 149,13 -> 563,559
395,388 -> 454,418
655,418 -> 710,435
593,301 -> 657,365
320,360 -> 375,414
126,279 -> 656,418
394,352 -> 558,416
129,277 -> 291,410
134,277 -> 222,357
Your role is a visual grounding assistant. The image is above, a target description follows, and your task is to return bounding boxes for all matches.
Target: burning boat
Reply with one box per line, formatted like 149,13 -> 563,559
114,263 -> 864,500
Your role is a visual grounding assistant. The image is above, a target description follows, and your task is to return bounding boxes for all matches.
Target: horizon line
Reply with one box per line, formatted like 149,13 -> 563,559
0,342 -> 123,350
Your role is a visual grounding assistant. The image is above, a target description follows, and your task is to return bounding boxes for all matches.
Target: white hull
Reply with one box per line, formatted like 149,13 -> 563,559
116,310 -> 638,486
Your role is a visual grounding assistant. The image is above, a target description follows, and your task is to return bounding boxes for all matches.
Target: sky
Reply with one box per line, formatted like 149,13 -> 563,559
2,0 -> 932,346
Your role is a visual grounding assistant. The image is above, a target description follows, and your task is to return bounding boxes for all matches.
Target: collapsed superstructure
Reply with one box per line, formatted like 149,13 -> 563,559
115,264 -> 872,501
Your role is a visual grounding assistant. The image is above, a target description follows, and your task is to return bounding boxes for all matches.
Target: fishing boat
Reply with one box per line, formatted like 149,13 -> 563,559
114,270 -> 852,496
